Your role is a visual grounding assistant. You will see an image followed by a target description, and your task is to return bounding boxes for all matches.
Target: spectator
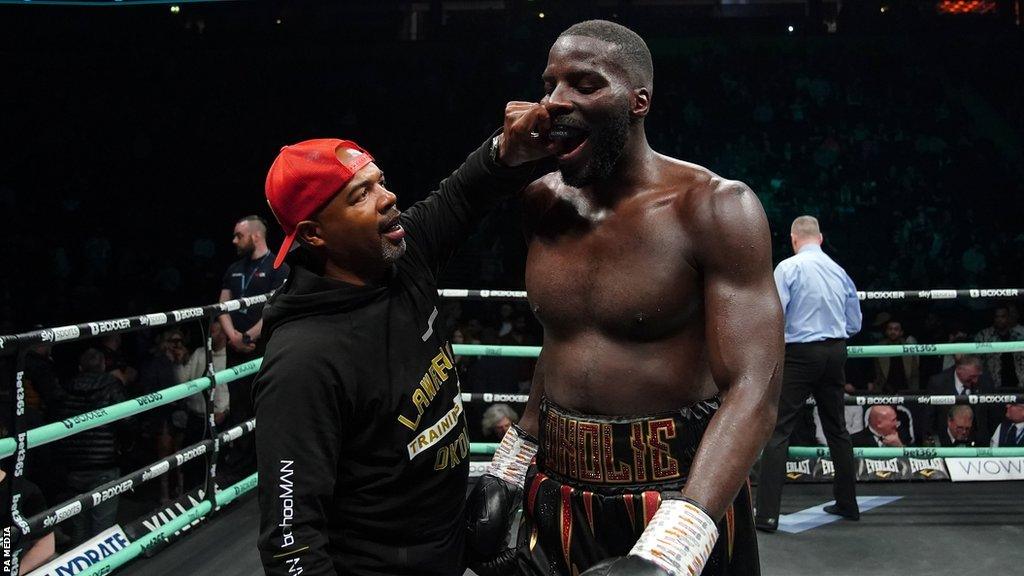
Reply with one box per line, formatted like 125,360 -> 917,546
98,333 -> 138,387
217,215 -> 288,482
480,403 -> 518,442
974,306 -> 1024,388
49,348 -> 128,546
990,403 -> 1024,447
926,355 -> 996,443
178,321 -> 230,430
137,328 -> 189,501
851,405 -> 903,447
938,405 -> 977,447
0,425 -> 55,572
177,321 -> 230,490
871,318 -> 920,392
23,341 -> 59,413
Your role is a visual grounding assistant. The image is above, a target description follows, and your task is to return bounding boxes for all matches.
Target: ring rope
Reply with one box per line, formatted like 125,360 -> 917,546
468,443 -> 1024,458
434,288 -> 1024,302
20,420 -> 254,537
458,392 -> 1024,406
75,473 -> 258,576
451,341 -> 1024,359
0,361 -> 261,460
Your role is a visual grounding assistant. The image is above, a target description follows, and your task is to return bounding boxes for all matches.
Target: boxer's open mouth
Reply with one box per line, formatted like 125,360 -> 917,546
550,125 -> 589,162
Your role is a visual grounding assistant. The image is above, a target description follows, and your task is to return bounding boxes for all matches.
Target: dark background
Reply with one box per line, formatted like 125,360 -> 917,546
0,0 -> 1022,336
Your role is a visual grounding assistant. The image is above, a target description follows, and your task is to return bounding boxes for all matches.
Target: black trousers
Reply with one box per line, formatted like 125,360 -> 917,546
755,339 -> 858,523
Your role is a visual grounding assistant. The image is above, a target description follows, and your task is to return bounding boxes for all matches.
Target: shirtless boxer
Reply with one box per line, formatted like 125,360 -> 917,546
466,20 -> 784,576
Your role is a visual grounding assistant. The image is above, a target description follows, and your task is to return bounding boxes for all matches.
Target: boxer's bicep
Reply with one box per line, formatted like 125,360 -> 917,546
255,361 -> 344,576
681,182 -> 784,518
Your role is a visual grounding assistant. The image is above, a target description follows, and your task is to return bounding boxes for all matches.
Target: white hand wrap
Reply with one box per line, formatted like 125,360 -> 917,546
486,425 -> 538,487
629,499 -> 719,576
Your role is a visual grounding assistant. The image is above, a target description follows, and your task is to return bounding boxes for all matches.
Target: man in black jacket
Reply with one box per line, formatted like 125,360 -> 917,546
253,103 -> 556,576
926,355 -> 997,445
50,348 -> 129,546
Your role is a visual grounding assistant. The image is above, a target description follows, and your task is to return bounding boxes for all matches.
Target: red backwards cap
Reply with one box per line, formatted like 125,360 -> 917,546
265,139 -> 374,269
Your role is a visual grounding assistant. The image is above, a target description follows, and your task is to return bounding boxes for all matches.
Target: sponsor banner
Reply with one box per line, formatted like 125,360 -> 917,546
969,289 -> 1019,298
26,525 -> 130,576
907,457 -> 949,480
947,457 -> 1024,482
475,393 -> 530,404
87,319 -> 131,336
930,289 -> 957,299
170,307 -> 205,323
781,457 -> 948,483
439,289 -> 470,298
123,487 -> 208,547
219,300 -> 241,312
142,313 -> 168,326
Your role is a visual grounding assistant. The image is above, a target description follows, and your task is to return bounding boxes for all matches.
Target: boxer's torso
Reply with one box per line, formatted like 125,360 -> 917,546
524,156 -> 729,415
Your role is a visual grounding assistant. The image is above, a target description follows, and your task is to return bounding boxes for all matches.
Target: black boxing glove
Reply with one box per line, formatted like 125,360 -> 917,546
580,496 -> 718,576
465,425 -> 538,576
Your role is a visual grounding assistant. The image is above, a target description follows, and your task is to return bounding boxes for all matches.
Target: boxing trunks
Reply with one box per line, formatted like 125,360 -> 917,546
515,398 -> 759,575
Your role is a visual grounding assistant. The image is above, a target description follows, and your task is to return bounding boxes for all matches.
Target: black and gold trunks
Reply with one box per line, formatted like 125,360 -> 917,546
515,397 -> 760,576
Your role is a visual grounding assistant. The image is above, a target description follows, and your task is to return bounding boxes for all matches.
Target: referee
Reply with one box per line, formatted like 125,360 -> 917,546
755,215 -> 862,532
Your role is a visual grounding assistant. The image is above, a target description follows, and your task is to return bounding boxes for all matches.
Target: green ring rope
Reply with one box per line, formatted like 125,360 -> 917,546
76,473 -> 258,576
453,341 -> 1024,359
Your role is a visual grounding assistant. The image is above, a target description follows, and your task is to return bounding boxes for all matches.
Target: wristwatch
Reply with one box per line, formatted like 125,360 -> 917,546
489,134 -> 505,167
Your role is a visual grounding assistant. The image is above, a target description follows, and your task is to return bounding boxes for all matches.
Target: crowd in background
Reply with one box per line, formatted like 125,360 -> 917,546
2,19 -> 1024,561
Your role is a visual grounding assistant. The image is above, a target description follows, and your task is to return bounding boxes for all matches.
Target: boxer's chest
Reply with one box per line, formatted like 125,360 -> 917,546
526,197 -> 702,340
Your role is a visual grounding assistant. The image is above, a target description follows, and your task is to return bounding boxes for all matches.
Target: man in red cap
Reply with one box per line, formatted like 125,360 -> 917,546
252,102 -> 558,576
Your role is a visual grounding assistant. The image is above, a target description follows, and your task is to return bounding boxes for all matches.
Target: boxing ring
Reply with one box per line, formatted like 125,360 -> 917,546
2,288 -> 1023,575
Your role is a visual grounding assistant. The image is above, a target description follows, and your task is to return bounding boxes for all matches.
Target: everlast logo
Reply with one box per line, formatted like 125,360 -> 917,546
786,460 -> 811,478
44,501 -> 83,527
864,291 -> 906,300
136,392 -> 164,407
92,480 -> 133,506
172,308 -> 205,322
62,410 -> 109,429
865,459 -> 901,474
857,396 -> 905,406
820,459 -> 835,476
542,411 -> 684,485
909,458 -> 944,474
971,395 -> 1019,405
175,444 -> 208,467
88,319 -> 131,336
970,289 -> 1019,298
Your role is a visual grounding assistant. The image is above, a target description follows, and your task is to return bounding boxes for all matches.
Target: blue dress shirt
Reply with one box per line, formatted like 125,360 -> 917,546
774,243 -> 862,344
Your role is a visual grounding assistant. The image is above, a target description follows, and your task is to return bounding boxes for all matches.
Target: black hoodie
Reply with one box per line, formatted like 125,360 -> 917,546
253,138 -> 547,576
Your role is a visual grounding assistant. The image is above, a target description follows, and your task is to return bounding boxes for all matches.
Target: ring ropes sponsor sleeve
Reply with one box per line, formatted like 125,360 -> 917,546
254,355 -> 344,576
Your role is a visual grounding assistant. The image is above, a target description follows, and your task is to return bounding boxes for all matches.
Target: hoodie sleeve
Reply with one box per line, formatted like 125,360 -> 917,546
254,350 -> 344,576
400,135 -> 553,278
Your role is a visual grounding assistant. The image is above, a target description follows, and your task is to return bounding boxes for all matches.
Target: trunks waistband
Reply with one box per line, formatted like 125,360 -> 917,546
538,397 -> 720,491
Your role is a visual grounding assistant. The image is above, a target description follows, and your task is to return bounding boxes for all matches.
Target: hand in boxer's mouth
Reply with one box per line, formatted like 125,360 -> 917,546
549,122 -> 590,162
381,211 -> 405,243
